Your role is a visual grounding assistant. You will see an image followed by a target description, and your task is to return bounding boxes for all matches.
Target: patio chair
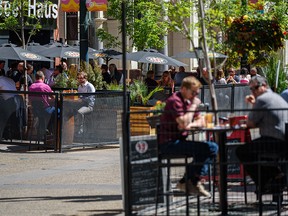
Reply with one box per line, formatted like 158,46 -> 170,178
155,124 -> 201,216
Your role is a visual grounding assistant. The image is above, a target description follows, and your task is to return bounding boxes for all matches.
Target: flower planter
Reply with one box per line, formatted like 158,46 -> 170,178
130,106 -> 155,136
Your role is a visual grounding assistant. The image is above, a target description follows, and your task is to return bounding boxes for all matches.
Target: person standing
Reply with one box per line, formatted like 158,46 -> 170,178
158,76 -> 218,197
236,76 -> 288,193
174,66 -> 188,86
0,74 -> 18,140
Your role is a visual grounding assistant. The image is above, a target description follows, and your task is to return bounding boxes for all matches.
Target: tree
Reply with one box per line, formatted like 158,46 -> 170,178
100,0 -> 168,51
0,0 -> 55,48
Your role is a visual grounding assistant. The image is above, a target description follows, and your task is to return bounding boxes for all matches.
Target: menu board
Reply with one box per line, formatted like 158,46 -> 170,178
130,138 -> 163,205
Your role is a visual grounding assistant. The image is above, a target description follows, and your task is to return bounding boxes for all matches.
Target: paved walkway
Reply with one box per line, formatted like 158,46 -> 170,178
0,144 -> 124,216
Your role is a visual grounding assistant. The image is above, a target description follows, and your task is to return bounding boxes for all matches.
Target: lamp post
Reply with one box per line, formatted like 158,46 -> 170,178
80,0 -> 88,63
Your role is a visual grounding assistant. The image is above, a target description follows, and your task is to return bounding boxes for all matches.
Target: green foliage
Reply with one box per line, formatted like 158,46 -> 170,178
106,82 -> 123,91
129,80 -> 163,106
80,60 -> 105,90
262,54 -> 288,94
54,73 -> 69,88
96,28 -> 121,49
0,0 -> 48,47
106,0 -> 168,51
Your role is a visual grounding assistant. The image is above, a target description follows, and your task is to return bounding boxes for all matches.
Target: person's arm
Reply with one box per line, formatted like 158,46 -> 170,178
176,97 -> 202,129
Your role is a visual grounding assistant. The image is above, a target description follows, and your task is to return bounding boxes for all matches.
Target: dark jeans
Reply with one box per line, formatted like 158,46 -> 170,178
159,140 -> 218,184
236,136 -> 288,187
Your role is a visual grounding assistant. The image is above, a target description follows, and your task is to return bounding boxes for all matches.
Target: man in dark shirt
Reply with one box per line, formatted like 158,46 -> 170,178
159,76 -> 218,197
144,70 -> 158,92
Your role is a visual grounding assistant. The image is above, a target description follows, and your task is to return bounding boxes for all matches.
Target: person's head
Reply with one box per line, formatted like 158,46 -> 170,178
35,70 -> 45,81
53,65 -> 63,76
27,64 -> 33,74
249,76 -> 268,98
101,64 -> 108,73
228,68 -> 235,77
216,69 -> 225,79
180,76 -> 202,100
147,70 -> 155,79
161,71 -> 171,83
17,62 -> 24,72
250,67 -> 257,77
179,66 -> 185,72
77,71 -> 88,85
61,62 -> 67,71
109,63 -> 117,73
240,68 -> 248,76
169,66 -> 176,73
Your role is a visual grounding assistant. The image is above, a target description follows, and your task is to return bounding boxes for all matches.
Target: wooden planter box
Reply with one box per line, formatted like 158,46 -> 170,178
130,106 -> 155,136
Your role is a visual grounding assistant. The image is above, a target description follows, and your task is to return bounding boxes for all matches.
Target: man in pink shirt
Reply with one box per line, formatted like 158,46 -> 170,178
29,70 -> 57,114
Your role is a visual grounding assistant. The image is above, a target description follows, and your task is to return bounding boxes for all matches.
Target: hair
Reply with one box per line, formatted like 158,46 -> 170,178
101,64 -> 108,70
0,60 -> 5,64
181,76 -> 202,89
249,76 -> 267,87
27,64 -> 33,71
77,71 -> 88,80
216,69 -> 225,80
250,67 -> 257,73
240,68 -> 248,75
146,70 -> 155,78
35,70 -> 45,80
55,65 -> 63,73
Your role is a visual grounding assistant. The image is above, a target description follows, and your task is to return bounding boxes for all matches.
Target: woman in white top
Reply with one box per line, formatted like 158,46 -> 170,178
239,68 -> 250,84
215,69 -> 227,85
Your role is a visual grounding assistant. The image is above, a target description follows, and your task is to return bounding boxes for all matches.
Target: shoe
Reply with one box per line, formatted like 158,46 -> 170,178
192,182 -> 211,198
176,181 -> 211,198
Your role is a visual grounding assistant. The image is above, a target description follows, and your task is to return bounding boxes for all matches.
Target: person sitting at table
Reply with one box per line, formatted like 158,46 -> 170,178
29,70 -> 57,115
236,76 -> 288,193
71,71 -> 96,135
158,76 -> 218,197
158,70 -> 174,92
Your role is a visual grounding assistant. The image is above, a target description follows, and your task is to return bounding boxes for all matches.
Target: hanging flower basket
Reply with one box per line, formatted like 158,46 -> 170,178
227,16 -> 285,57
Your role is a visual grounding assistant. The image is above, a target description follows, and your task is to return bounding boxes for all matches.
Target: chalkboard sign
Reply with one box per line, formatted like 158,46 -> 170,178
226,139 -> 242,177
130,138 -> 163,205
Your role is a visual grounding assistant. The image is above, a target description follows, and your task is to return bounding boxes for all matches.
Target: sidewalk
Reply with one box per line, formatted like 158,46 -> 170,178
0,144 -> 124,216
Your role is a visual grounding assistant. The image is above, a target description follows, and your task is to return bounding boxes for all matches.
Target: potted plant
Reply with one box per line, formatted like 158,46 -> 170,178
128,80 -> 164,136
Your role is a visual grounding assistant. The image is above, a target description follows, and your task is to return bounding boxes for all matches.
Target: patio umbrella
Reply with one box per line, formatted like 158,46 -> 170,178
72,43 -> 97,52
89,49 -> 122,65
0,43 -> 52,62
38,43 -> 80,59
26,42 -> 48,53
173,50 -> 227,59
125,49 -> 187,67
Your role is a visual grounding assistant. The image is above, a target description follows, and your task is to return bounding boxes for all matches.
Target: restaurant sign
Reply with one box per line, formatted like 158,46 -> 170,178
0,0 -> 58,19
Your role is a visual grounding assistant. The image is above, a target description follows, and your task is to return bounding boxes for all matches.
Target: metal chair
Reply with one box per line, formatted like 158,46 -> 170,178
155,124 -> 200,216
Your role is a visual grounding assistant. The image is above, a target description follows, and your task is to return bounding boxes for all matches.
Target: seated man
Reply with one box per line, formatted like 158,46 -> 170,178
236,76 -> 288,193
29,70 -> 57,115
77,71 -> 95,133
158,76 -> 218,197
66,71 -> 95,135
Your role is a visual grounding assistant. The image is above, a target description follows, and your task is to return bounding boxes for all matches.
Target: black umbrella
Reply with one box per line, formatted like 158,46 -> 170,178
27,42 -> 48,53
125,49 -> 187,67
89,49 -> 122,65
38,43 -> 80,59
0,43 -> 52,62
173,50 -> 227,59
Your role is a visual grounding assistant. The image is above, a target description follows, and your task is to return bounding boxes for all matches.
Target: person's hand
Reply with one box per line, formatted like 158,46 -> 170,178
245,95 -> 255,104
